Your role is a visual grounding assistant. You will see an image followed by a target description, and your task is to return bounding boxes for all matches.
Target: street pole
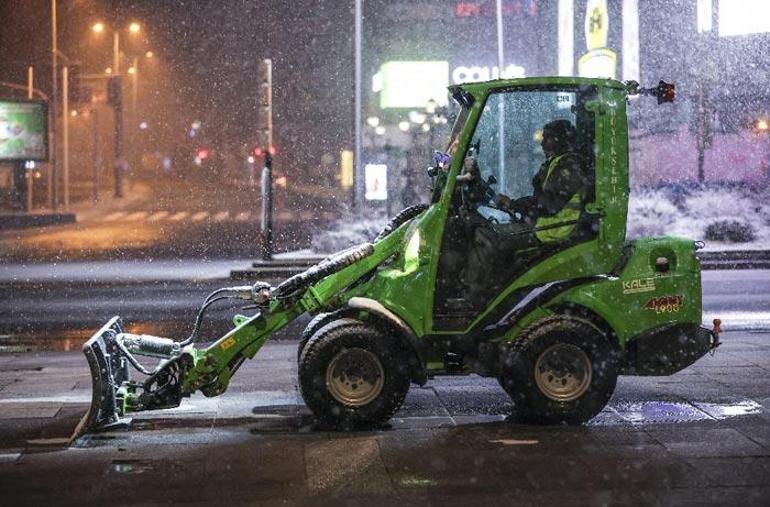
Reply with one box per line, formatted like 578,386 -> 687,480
354,0 -> 363,213
93,107 -> 101,202
114,76 -> 124,198
50,0 -> 58,210
27,66 -> 34,212
112,31 -> 124,198
259,59 -> 274,260
131,56 -> 138,115
113,31 -> 120,73
496,0 -> 506,194
62,65 -> 69,210
696,87 -> 708,184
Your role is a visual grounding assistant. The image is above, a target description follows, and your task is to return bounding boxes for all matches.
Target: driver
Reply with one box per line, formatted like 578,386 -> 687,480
493,118 -> 590,247
463,119 -> 590,290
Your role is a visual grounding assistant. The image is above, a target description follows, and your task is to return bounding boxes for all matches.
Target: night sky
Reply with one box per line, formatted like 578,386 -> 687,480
0,0 -> 356,181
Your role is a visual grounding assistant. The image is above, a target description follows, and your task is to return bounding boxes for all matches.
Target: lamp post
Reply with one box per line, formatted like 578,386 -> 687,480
92,20 -> 142,198
50,0 -> 58,209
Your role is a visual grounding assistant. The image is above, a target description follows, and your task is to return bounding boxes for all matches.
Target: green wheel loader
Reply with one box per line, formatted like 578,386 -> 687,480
79,77 -> 720,434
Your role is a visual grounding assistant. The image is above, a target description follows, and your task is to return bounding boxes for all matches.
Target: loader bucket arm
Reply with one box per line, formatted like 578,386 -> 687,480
76,229 -> 413,436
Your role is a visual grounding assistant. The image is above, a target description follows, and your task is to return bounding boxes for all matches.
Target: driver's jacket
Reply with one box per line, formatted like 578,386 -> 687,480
529,152 -> 590,242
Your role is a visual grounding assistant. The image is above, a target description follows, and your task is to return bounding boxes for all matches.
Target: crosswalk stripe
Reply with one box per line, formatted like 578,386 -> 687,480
234,211 -> 251,222
104,212 -> 127,222
148,211 -> 169,222
168,211 -> 190,222
125,211 -> 148,221
213,211 -> 229,222
276,210 -> 292,221
191,211 -> 209,222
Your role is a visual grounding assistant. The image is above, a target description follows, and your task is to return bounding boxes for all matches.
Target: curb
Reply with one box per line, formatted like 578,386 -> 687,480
232,250 -> 770,278
698,250 -> 770,270
0,212 -> 76,230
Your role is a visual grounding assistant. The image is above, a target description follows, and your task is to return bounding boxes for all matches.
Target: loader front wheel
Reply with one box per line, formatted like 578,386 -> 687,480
299,319 -> 410,430
500,316 -> 619,425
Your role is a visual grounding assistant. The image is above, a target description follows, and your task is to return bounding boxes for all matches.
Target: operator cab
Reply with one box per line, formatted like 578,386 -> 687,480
433,84 -> 600,330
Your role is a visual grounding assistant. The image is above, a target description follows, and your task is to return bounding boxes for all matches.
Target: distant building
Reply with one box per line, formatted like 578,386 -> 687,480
362,0 -> 770,185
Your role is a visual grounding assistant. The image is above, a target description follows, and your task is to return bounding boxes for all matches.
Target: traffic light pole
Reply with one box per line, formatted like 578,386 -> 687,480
112,76 -> 124,198
259,59 -> 274,260
260,152 -> 273,260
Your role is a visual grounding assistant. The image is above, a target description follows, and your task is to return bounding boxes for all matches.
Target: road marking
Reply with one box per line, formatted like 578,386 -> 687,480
125,211 -> 148,221
104,212 -> 127,222
234,211 -> 251,222
213,211 -> 229,222
148,211 -> 169,222
168,211 -> 190,222
191,211 -> 209,222
276,210 -> 292,221
489,439 -> 539,445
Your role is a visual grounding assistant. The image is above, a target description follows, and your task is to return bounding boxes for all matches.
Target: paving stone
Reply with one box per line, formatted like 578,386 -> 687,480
687,456 -> 770,487
0,402 -> 61,419
648,427 -> 768,458
305,437 -> 393,496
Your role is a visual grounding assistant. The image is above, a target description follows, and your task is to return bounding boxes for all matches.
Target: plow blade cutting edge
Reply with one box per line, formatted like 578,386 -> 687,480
74,317 -> 133,438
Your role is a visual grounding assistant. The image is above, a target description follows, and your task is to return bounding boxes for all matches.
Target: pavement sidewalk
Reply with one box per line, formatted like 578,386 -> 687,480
0,333 -> 768,504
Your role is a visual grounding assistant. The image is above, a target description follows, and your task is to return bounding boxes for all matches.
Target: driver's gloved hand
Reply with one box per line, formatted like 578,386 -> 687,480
508,196 -> 535,214
493,194 -> 511,208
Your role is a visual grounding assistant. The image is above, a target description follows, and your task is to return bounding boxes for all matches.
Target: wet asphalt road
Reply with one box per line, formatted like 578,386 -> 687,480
1,268 -> 769,350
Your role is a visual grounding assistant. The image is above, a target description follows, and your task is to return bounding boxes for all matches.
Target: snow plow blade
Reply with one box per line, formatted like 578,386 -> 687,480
75,317 -> 132,437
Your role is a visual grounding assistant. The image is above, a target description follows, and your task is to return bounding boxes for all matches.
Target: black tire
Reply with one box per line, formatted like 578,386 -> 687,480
297,311 -> 343,363
298,318 -> 410,430
500,316 -> 619,425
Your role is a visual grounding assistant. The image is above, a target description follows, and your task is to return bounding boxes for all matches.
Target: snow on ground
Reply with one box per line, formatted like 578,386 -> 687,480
313,186 -> 770,254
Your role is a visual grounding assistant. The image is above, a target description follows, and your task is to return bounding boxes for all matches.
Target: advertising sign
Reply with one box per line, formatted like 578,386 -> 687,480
364,163 -> 388,200
0,99 -> 48,161
377,61 -> 449,110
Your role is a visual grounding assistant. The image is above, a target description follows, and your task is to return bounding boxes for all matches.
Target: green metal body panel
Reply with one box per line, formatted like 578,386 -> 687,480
546,236 -> 702,346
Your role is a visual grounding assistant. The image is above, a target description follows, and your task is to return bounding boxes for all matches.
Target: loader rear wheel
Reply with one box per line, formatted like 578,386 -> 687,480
500,316 -> 619,425
299,319 -> 410,430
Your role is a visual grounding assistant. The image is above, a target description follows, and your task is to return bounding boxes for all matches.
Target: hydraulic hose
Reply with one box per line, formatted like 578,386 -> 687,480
274,242 -> 374,297
375,204 -> 429,241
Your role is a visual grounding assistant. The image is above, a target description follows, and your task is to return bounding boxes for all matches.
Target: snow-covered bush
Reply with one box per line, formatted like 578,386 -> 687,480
626,188 -> 680,238
704,220 -> 756,243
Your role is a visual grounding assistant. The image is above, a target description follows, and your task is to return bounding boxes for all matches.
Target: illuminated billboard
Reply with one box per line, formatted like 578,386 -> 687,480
376,61 -> 449,110
0,100 -> 48,161
364,163 -> 387,200
719,0 -> 770,36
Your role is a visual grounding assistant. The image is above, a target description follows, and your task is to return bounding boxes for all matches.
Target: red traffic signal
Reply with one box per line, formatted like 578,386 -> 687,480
253,146 -> 276,156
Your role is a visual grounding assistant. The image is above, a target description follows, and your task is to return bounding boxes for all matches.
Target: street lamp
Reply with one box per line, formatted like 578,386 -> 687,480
92,21 -> 141,74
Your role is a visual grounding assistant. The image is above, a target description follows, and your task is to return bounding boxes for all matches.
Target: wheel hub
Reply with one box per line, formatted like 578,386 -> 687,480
534,343 -> 592,402
326,347 -> 384,407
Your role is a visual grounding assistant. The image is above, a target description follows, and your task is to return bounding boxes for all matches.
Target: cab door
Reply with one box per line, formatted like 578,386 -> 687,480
432,86 -> 600,331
